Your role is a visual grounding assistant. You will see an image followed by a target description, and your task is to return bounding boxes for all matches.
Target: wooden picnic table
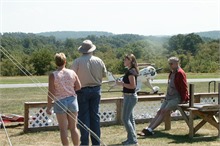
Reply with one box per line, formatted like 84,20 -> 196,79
177,84 -> 220,138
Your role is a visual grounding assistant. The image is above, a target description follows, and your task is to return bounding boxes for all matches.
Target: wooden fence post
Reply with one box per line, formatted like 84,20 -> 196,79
189,84 -> 194,108
24,102 -> 29,133
189,84 -> 195,138
116,97 -> 123,124
218,83 -> 220,138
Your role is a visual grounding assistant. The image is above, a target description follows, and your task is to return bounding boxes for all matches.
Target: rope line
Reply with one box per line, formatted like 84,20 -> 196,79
0,114 -> 13,146
0,46 -> 106,146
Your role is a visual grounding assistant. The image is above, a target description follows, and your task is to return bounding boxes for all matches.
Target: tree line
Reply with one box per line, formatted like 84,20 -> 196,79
0,32 -> 219,76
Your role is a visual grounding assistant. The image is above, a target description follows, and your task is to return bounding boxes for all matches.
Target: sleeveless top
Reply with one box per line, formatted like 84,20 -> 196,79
53,68 -> 77,100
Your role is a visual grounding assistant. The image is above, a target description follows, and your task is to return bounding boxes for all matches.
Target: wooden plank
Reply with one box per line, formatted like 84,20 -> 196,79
178,103 -> 189,108
187,107 -> 199,111
137,92 -> 164,96
101,97 -> 122,101
177,106 -> 190,127
189,84 -> 194,108
192,111 -> 219,129
211,116 -> 219,129
189,109 -> 195,138
192,103 -> 220,111
194,120 -> 207,133
179,103 -> 219,111
116,98 -> 123,125
189,84 -> 195,138
164,112 -> 171,130
194,93 -> 218,96
24,103 -> 29,133
199,106 -> 220,112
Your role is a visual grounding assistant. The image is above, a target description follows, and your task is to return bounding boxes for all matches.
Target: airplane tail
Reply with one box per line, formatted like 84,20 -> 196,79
105,72 -> 117,91
106,71 -> 116,82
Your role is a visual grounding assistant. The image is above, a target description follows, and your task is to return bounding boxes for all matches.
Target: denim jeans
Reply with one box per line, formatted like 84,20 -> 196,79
76,86 -> 101,146
122,93 -> 138,143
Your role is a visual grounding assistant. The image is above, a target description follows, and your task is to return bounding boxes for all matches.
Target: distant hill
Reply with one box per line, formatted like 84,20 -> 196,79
195,30 -> 220,40
37,31 -> 114,40
36,30 -> 219,41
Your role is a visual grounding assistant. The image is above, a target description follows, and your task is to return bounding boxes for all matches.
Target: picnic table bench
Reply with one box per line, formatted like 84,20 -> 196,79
178,83 -> 220,138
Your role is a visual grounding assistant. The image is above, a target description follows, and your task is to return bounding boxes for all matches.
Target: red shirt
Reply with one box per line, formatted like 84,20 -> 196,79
168,67 -> 189,102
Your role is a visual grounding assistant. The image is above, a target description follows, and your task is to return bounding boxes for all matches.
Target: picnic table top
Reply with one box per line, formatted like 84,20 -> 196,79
178,103 -> 220,111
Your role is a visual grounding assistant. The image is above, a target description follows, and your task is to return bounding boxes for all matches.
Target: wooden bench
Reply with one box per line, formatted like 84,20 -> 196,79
178,83 -> 220,138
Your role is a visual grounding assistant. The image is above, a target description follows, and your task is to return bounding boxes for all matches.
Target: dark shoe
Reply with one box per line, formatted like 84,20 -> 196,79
137,129 -> 154,136
122,140 -> 129,145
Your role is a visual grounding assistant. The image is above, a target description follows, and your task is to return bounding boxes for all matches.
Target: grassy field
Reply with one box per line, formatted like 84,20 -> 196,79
0,74 -> 220,145
0,82 -> 219,115
0,72 -> 219,84
0,76 -> 48,84
0,120 -> 219,146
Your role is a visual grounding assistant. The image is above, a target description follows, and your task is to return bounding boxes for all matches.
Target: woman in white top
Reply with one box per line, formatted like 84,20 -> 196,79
46,53 -> 81,146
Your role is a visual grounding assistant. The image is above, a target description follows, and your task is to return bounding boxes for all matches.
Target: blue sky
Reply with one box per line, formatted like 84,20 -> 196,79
1,0 -> 219,35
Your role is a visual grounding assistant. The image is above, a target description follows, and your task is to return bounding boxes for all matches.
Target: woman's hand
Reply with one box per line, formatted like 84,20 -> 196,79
116,80 -> 124,86
46,107 -> 52,115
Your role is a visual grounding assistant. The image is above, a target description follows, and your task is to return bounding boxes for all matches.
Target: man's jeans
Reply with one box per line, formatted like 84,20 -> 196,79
76,86 -> 101,146
122,93 -> 138,143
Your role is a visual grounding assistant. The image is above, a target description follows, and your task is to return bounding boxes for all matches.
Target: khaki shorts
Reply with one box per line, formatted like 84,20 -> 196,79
160,97 -> 181,111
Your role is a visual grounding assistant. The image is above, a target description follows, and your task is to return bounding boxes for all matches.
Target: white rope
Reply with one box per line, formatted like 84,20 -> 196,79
0,46 -> 106,146
0,46 -> 106,145
0,114 -> 13,146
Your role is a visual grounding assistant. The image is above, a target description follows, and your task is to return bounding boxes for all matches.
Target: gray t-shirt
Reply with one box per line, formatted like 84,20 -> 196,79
166,71 -> 181,100
71,54 -> 107,88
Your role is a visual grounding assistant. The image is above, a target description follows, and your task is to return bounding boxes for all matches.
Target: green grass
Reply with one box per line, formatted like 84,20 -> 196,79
0,76 -> 48,84
0,74 -> 220,145
0,73 -> 219,84
1,81 -> 219,115
0,120 -> 219,146
0,87 -> 46,114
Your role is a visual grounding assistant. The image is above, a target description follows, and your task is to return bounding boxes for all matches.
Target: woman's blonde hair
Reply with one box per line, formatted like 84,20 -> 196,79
55,53 -> 66,67
125,54 -> 139,74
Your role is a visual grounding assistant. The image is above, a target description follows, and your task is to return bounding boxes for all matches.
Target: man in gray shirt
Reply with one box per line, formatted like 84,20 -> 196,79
71,40 -> 106,146
137,57 -> 188,137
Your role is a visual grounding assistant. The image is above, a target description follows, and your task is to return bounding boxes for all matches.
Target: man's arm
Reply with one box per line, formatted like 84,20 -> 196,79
177,72 -> 189,103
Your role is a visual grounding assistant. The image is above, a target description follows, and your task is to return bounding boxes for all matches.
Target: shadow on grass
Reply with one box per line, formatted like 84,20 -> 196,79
137,130 -> 219,144
5,123 -> 24,128
10,131 -> 25,137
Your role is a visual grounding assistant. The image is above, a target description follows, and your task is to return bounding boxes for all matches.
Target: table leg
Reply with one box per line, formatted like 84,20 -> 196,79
189,110 -> 194,138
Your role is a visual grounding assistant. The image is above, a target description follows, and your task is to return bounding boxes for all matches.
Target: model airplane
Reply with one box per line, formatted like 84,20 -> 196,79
104,66 -> 161,94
